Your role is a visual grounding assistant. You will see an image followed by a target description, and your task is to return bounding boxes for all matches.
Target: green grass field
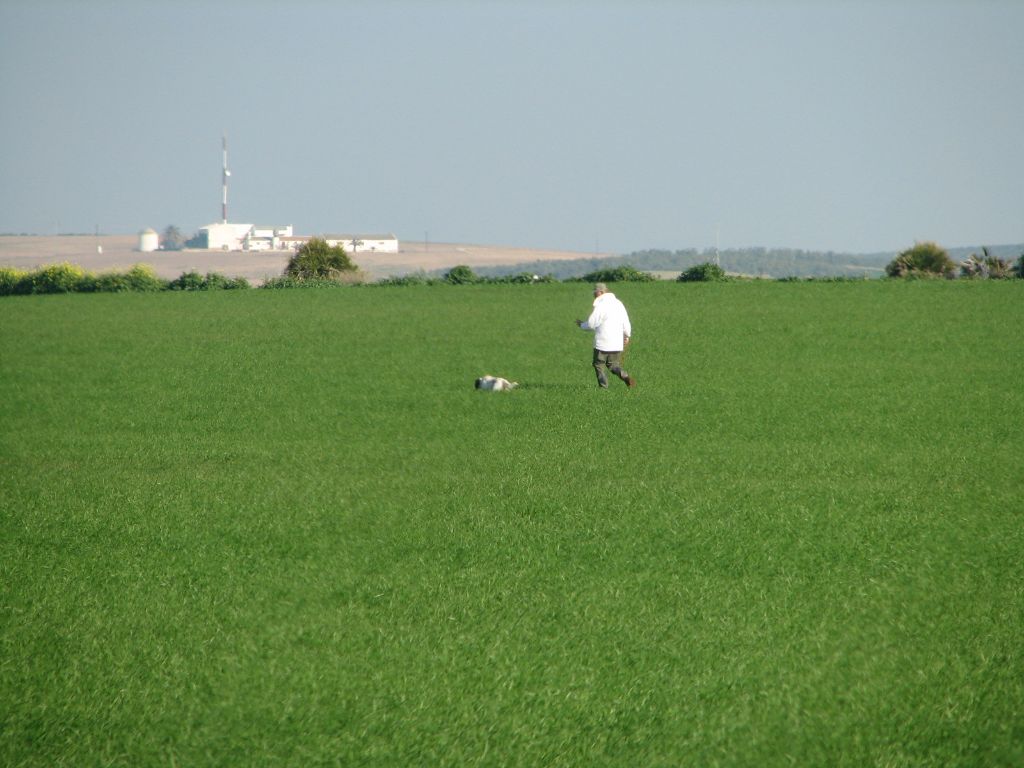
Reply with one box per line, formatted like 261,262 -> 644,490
2,282 -> 1022,766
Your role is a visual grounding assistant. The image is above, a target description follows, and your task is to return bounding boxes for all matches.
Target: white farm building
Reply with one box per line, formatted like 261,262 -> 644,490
198,224 -> 398,255
280,234 -> 399,254
199,223 -> 294,251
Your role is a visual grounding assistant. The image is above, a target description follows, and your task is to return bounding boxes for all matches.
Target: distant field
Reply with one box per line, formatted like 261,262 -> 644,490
2,281 -> 1022,766
0,235 -> 609,284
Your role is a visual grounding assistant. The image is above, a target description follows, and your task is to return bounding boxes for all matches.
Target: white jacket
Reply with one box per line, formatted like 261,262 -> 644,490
581,292 -> 632,351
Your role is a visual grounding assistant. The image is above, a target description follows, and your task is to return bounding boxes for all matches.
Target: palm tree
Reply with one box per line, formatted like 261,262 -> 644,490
960,246 -> 1014,279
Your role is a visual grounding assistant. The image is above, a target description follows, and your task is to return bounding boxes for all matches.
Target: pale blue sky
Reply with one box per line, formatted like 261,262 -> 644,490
1,0 -> 1021,254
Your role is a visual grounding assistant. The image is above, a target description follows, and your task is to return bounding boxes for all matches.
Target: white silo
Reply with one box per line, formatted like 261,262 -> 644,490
138,228 -> 159,252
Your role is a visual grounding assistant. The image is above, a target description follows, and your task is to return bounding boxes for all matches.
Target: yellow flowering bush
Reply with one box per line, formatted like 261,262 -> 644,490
0,266 -> 30,295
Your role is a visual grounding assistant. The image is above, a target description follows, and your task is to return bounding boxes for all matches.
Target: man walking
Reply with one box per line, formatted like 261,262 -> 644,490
575,282 -> 637,389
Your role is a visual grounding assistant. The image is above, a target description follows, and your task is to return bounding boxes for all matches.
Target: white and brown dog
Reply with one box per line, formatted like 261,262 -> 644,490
475,375 -> 518,391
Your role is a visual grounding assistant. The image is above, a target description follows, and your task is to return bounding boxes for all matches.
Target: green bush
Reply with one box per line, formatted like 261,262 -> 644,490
0,267 -> 31,296
168,271 -> 250,291
124,264 -> 167,292
223,276 -> 251,290
885,242 -> 956,278
28,262 -> 88,294
580,265 -> 656,283
203,272 -> 232,290
284,238 -> 358,281
374,273 -> 432,287
75,265 -> 167,293
678,262 -> 728,282
261,276 -> 348,290
168,271 -> 206,291
444,265 -> 479,284
1015,255 -> 1024,279
85,271 -> 132,293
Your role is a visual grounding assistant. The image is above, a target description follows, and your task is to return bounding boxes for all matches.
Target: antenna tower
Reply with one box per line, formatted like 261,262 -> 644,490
221,134 -> 230,224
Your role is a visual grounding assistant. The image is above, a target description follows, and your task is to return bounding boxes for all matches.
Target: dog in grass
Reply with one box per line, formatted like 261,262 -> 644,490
475,375 -> 518,391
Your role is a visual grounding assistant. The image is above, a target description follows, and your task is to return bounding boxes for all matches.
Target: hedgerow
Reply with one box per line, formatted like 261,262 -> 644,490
261,276 -> 355,289
168,271 -> 250,290
29,262 -> 89,293
0,263 -> 250,296
576,265 -> 656,283
4,251 -> 1022,299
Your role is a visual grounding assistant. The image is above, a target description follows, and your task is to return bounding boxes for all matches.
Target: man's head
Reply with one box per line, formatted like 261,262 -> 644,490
593,282 -> 607,296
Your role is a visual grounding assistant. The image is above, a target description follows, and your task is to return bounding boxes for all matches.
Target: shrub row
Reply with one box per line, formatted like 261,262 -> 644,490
167,271 -> 251,291
0,261 -> 720,296
379,264 -> 869,286
4,255 -> 1023,299
0,263 -> 250,296
373,271 -> 560,287
262,276 -> 352,290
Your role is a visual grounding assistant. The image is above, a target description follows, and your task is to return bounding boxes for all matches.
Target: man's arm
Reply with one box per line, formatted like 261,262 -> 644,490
578,305 -> 603,331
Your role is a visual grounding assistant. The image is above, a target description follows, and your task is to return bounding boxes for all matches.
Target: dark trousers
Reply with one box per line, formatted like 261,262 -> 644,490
592,348 -> 629,388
